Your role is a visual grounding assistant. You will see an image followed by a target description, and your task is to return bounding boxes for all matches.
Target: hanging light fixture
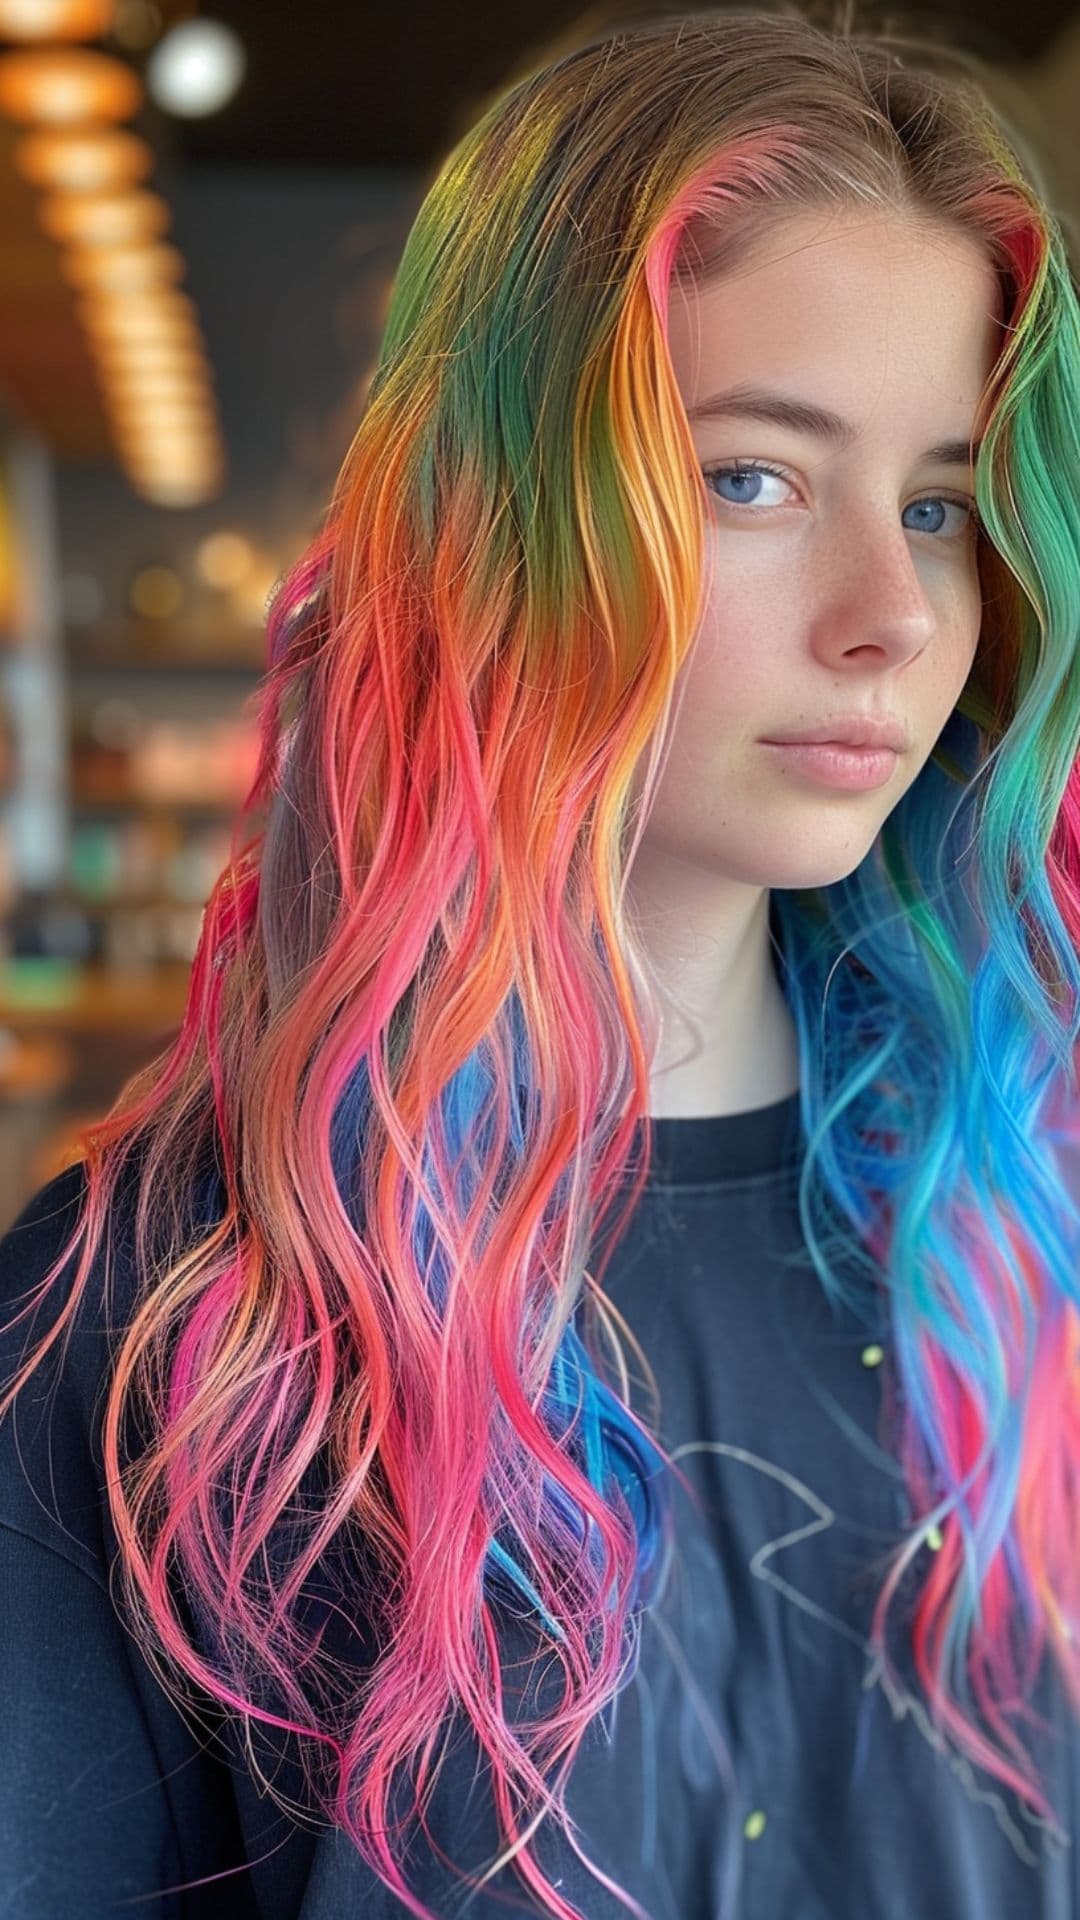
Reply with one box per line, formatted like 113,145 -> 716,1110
61,240 -> 186,292
145,17 -> 245,118
0,46 -> 141,123
36,189 -> 172,249
0,24 -> 225,505
13,126 -> 153,194
0,0 -> 115,37
77,287 -> 200,335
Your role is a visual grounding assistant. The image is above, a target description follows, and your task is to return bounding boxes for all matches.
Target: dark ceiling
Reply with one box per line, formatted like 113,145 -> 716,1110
149,0 -> 1072,172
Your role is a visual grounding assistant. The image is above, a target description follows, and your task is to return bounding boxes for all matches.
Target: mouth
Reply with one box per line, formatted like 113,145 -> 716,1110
759,718 -> 909,753
758,739 -> 900,791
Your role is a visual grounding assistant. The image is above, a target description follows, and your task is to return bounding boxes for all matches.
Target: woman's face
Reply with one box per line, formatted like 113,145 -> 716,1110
645,205 -> 1004,891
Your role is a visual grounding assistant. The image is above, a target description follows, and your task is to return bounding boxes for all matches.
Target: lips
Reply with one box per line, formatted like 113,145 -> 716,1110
760,716 -> 908,752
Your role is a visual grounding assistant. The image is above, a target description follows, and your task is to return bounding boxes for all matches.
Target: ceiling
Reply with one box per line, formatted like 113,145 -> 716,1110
166,0 -> 1076,170
0,0 -> 1077,462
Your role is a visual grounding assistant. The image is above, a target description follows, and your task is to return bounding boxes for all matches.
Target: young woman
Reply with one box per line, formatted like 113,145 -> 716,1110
2,6 -> 1079,1917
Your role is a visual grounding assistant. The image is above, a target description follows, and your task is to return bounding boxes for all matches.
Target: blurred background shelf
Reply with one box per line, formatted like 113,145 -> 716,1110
0,958 -> 192,1029
69,788 -> 241,811
65,636 -> 265,675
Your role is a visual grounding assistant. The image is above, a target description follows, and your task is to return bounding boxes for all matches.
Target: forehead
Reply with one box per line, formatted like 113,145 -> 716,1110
668,207 -> 1003,415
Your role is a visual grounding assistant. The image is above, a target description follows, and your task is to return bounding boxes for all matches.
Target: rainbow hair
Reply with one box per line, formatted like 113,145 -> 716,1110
4,5 -> 1080,1916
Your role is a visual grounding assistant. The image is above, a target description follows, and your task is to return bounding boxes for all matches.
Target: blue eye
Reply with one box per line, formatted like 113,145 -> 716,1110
703,461 -> 792,508
701,459 -> 979,539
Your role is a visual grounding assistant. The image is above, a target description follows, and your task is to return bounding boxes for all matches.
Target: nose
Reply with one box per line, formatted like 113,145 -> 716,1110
821,516 -> 938,663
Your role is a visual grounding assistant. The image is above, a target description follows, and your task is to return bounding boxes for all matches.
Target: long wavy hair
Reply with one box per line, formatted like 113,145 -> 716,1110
4,4 -> 1080,1916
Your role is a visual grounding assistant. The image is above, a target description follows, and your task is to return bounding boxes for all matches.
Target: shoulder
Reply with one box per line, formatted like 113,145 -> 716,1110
0,1158 -> 135,1582
0,1155 -> 135,1373
0,1145 -> 226,1580
0,1139 -> 179,1337
1,1157 -> 90,1268
0,1158 -> 101,1374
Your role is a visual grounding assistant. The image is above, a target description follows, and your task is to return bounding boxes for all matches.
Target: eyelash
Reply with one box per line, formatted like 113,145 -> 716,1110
700,457 -> 982,540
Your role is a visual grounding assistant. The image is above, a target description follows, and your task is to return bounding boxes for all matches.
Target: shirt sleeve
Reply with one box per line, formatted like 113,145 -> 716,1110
0,1166 -> 260,1919
0,1522 -> 188,1918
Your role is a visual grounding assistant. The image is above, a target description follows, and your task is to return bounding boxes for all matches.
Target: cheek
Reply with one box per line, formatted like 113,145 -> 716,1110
681,580 -> 778,710
944,570 -> 984,686
936,538 -> 983,623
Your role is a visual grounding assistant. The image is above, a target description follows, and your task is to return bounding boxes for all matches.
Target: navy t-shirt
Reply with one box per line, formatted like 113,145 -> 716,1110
1,1092 -> 1077,1916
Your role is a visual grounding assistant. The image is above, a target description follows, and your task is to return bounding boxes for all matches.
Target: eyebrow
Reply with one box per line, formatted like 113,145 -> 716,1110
685,382 -> 982,466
